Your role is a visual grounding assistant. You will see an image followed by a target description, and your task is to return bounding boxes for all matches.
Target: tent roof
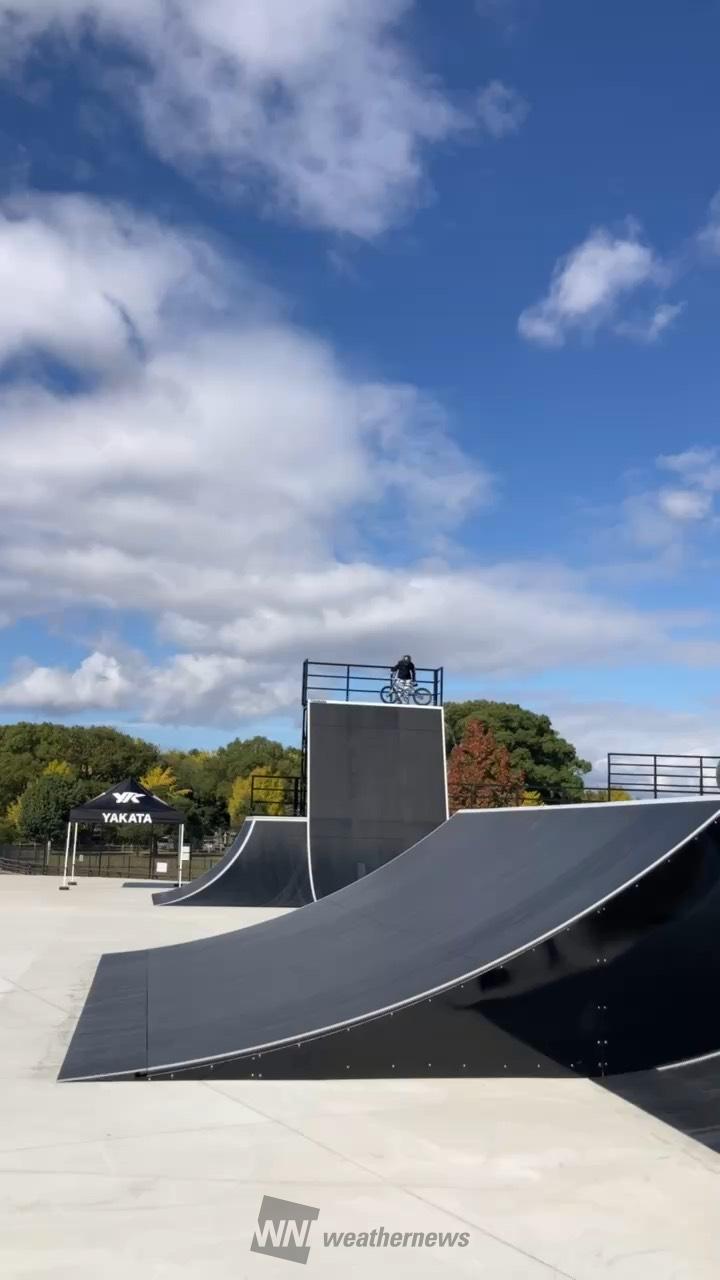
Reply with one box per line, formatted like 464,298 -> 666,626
70,777 -> 184,824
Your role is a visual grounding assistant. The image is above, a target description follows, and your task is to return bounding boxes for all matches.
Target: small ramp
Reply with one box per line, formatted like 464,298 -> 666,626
306,701 -> 448,899
153,818 -> 310,908
60,799 -> 720,1082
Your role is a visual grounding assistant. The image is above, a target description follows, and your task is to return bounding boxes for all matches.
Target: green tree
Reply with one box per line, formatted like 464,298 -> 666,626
445,701 -> 590,803
19,775 -> 75,845
583,788 -> 633,803
447,720 -> 524,812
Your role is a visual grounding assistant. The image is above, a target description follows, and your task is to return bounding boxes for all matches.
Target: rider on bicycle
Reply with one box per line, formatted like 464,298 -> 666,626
391,654 -> 416,700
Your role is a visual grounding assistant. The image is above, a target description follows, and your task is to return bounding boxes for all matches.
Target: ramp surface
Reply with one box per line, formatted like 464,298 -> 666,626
60,799 -> 720,1082
153,818 -> 309,908
306,701 -> 447,899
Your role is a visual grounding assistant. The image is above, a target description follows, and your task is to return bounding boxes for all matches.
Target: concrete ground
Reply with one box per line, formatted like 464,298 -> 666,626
0,877 -> 719,1280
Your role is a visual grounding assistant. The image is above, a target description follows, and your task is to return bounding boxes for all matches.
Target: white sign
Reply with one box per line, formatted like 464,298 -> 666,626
156,861 -> 168,874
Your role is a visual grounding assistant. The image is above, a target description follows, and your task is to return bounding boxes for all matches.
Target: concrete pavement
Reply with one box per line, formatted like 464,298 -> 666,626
1,874 -> 718,1280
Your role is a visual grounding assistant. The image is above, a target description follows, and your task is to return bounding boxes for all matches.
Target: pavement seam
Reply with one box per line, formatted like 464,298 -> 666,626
199,1082 -> 579,1278
0,975 -> 75,1016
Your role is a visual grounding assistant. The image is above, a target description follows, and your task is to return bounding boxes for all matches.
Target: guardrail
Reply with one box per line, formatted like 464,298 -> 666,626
249,773 -> 304,816
607,752 -> 720,798
302,660 -> 444,707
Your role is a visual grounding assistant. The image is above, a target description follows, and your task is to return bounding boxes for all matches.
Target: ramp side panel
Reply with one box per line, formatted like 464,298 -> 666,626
307,702 -> 447,897
602,1056 -> 720,1153
59,799 -> 720,1080
152,821 -> 253,906
153,819 -> 310,908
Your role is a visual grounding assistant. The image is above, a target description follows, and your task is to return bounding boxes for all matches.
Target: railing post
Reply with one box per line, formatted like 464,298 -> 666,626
607,752 -> 611,801
699,756 -> 704,795
302,659 -> 309,707
653,755 -> 658,799
345,664 -> 351,702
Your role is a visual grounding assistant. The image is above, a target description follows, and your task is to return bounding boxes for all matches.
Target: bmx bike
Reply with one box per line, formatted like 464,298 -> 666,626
380,677 -> 433,706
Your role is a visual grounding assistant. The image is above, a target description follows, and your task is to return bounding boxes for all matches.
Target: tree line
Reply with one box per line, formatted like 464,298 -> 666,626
0,702 -> 624,848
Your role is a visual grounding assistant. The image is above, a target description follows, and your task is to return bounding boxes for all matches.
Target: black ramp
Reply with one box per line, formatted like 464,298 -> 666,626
59,799 -> 720,1081
307,701 -> 447,898
153,818 -> 310,908
602,1054 -> 720,1153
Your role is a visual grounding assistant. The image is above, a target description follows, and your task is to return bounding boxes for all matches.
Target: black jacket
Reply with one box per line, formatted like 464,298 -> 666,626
392,659 -> 416,681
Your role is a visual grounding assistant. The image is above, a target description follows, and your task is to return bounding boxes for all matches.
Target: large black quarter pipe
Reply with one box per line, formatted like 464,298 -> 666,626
306,700 -> 448,899
60,799 -> 720,1123
153,818 -> 310,908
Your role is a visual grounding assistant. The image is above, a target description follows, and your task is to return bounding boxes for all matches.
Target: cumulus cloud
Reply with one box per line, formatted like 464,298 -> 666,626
0,653 -> 130,712
0,193 -> 715,727
476,81 -> 528,138
1,0 -> 479,237
619,447 -> 720,555
518,227 -> 666,346
0,193 -> 231,371
547,697 -> 720,785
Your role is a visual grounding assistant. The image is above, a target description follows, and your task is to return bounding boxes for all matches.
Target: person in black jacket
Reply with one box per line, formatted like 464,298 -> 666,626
391,654 -> 416,702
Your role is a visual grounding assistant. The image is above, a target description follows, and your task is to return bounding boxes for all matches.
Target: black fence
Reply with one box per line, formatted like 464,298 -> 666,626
301,660 -> 444,707
249,773 -> 304,816
607,753 -> 720,798
0,843 -> 221,880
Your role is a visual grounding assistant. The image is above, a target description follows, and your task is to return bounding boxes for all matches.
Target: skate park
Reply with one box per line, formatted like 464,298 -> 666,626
3,661 -> 720,1279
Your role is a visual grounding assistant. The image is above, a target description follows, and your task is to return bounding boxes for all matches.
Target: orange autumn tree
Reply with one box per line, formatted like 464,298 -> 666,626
447,719 -> 524,812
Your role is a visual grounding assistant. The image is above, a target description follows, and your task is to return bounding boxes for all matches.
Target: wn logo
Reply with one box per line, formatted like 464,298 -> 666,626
250,1195 -> 319,1266
113,792 -> 143,805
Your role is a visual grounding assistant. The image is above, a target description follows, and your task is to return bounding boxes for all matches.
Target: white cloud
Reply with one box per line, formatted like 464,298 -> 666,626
697,190 -> 720,257
0,193 -> 231,371
1,0 -> 478,237
614,301 -> 685,345
518,227 -> 664,346
659,446 -> 720,492
657,489 -> 713,522
0,193 -> 716,727
0,653 -> 130,712
546,697 -> 720,785
476,81 -> 528,138
619,447 -> 720,555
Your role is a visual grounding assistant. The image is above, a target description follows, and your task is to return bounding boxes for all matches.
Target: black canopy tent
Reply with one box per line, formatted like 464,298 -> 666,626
59,778 -> 185,890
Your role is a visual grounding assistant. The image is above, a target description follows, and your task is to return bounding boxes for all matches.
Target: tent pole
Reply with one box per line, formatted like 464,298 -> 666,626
178,823 -> 184,887
58,822 -> 72,891
69,823 -> 79,885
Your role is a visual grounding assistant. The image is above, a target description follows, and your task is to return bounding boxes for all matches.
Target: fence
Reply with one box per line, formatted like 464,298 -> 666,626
249,773 -> 304,816
607,753 -> 720,799
301,660 -> 444,707
0,843 -> 221,880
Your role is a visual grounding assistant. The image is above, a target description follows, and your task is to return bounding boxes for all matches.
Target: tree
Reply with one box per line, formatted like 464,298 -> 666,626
447,720 -> 524,812
19,775 -> 75,845
583,788 -> 633,803
521,790 -> 545,806
43,760 -> 75,779
227,767 -> 289,824
0,797 -> 23,842
445,701 -> 590,803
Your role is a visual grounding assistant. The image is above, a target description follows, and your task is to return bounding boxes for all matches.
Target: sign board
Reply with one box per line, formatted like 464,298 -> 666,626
155,861 -> 168,875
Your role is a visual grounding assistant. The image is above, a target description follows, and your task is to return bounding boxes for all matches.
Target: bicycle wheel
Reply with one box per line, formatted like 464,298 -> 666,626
413,686 -> 433,706
380,685 -> 397,704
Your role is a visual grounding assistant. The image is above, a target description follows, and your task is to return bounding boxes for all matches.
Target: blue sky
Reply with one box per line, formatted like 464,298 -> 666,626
0,0 -> 719,775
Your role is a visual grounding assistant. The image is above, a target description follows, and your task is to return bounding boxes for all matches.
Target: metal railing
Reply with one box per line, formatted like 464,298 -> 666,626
249,773 -> 304,816
301,660 -> 444,707
607,753 -> 720,799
